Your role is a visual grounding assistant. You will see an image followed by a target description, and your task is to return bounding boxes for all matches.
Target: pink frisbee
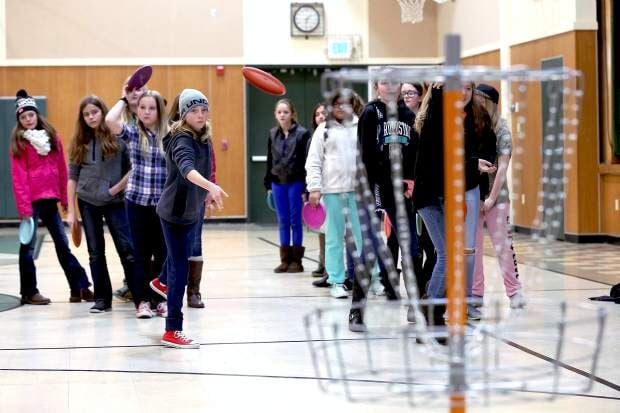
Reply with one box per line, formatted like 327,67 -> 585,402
127,65 -> 153,91
302,202 -> 326,230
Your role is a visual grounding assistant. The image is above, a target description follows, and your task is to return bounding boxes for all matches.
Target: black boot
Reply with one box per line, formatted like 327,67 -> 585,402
187,260 -> 205,308
287,246 -> 305,273
274,246 -> 290,273
349,308 -> 367,332
312,274 -> 330,287
312,233 -> 326,277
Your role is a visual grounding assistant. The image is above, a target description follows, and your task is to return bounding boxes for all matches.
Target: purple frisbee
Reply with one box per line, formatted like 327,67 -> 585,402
302,202 -> 326,230
126,65 -> 153,91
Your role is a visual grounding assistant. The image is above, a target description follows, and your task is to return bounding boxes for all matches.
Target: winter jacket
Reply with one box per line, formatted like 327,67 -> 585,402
264,123 -> 311,190
358,99 -> 416,208
156,130 -> 213,225
305,117 -> 359,194
68,137 -> 131,206
10,134 -> 69,217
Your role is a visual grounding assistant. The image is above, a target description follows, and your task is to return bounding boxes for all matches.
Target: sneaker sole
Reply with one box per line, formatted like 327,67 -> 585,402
161,340 -> 200,349
349,324 -> 367,333
136,313 -> 153,319
149,281 -> 168,300
89,308 -> 111,313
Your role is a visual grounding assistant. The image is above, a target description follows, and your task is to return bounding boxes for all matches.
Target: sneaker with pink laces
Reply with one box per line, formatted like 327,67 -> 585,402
136,301 -> 153,319
161,330 -> 199,349
156,302 -> 168,317
149,279 -> 168,300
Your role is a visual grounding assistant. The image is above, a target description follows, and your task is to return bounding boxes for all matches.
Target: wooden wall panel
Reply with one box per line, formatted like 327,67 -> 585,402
0,65 -> 246,218
461,50 -> 500,67
509,31 -> 599,237
601,174 -> 620,236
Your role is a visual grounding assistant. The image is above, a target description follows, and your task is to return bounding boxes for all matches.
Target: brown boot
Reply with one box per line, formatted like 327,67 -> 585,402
287,246 -> 305,273
274,246 -> 290,273
21,293 -> 51,305
312,233 -> 326,277
187,260 -> 205,308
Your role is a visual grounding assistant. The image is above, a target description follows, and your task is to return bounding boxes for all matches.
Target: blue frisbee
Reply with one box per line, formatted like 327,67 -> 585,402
266,192 -> 276,212
18,217 -> 35,245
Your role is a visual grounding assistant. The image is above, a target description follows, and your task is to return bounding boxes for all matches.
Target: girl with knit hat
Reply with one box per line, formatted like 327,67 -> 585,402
9,89 -> 92,305
472,84 -> 526,309
156,88 -> 228,348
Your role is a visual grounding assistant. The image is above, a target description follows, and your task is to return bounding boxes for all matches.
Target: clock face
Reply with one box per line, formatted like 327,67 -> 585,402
293,5 -> 320,33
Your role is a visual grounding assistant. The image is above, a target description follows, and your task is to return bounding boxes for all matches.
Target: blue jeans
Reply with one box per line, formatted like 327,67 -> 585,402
271,181 -> 304,247
79,199 -> 144,306
160,218 -> 196,331
418,189 -> 479,299
418,200 -> 447,299
19,199 -> 89,297
190,205 -> 205,258
464,187 -> 481,298
125,200 -> 166,282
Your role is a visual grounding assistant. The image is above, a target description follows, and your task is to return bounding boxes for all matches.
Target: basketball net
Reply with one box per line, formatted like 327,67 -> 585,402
396,0 -> 425,23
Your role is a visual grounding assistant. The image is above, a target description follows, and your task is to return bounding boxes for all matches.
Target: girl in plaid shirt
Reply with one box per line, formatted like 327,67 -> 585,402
106,88 -> 170,318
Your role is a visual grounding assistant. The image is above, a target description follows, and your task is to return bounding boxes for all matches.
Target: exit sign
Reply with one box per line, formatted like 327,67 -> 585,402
327,37 -> 353,59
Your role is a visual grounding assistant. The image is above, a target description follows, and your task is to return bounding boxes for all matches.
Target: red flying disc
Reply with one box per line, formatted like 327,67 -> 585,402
242,67 -> 286,96
127,65 -> 153,91
384,213 -> 392,238
302,202 -> 326,230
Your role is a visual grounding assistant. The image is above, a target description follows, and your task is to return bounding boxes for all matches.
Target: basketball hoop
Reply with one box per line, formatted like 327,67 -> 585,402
396,0 -> 425,24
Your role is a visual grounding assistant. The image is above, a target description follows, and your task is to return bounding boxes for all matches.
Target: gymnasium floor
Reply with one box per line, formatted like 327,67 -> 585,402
0,223 -> 618,412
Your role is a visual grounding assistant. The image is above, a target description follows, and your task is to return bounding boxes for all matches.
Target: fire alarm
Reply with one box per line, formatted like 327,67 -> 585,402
216,65 -> 225,76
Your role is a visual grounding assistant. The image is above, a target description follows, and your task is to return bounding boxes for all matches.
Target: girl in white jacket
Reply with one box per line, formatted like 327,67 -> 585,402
305,90 -> 362,299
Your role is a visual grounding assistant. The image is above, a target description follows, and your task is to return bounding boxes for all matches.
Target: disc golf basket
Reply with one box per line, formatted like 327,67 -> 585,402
304,36 -> 607,411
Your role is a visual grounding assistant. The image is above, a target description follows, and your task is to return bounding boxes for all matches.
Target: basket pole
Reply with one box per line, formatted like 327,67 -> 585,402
443,34 -> 467,413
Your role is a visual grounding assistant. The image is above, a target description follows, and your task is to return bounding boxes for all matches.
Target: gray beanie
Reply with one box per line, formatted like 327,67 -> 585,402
179,88 -> 209,120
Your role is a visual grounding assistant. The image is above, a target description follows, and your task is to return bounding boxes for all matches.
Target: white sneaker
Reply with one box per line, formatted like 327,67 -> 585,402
136,301 -> 153,319
509,291 -> 527,309
330,284 -> 348,299
156,302 -> 168,318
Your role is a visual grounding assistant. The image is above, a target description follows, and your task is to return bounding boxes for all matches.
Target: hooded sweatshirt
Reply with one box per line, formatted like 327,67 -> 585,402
156,129 -> 212,225
305,116 -> 359,194
68,137 -> 130,206
358,99 -> 416,209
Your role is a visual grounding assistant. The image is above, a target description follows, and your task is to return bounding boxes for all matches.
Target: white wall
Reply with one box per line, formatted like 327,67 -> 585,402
436,0 -> 500,56
508,0 -> 597,46
243,0 -> 369,65
0,0 -> 6,60
436,0 -> 598,56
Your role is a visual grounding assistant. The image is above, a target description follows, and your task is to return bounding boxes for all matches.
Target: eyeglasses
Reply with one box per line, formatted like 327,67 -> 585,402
402,90 -> 419,98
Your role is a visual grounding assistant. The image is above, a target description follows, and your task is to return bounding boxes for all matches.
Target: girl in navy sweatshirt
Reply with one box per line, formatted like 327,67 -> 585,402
156,89 -> 228,349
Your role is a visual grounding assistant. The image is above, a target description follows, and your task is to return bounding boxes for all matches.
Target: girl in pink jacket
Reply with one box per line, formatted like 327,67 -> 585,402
9,89 -> 91,305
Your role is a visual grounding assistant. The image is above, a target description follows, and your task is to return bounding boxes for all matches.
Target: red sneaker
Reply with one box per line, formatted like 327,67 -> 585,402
149,279 -> 168,300
161,330 -> 199,349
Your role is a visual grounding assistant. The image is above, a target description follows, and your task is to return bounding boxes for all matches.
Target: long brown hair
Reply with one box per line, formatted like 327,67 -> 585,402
137,90 -> 169,154
465,82 -> 492,136
274,98 -> 298,125
10,112 -> 58,156
69,96 -> 119,164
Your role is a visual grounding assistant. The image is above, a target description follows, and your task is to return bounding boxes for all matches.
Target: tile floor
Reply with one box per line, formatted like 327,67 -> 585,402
0,223 -> 618,412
